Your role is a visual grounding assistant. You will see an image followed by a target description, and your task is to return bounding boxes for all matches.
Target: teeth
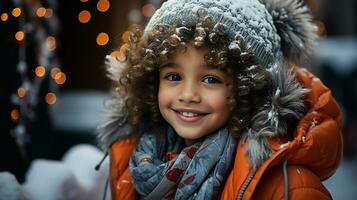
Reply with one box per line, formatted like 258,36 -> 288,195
180,112 -> 199,117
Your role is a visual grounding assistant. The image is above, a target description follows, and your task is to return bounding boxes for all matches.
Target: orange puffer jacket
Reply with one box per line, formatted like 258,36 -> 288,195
109,67 -> 343,200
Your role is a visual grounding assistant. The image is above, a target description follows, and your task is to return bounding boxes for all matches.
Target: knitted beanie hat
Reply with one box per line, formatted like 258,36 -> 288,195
144,0 -> 318,68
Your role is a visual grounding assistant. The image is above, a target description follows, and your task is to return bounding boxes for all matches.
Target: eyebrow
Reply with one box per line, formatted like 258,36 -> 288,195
159,62 -> 221,70
160,62 -> 178,69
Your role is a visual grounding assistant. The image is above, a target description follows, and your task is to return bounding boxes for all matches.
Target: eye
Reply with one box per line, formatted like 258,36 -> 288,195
165,73 -> 181,81
202,76 -> 222,84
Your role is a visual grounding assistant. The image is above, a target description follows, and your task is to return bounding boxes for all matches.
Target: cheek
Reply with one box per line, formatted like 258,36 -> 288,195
158,86 -> 171,109
205,90 -> 231,113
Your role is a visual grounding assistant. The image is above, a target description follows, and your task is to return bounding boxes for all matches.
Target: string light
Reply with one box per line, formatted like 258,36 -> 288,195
35,65 -> 46,77
110,44 -> 128,61
128,9 -> 141,23
1,13 -> 8,21
8,1 -> 62,153
315,20 -> 326,36
142,4 -> 155,18
12,8 -> 21,17
15,31 -> 25,41
45,92 -> 57,105
17,87 -> 26,98
96,32 -> 109,46
54,72 -> 66,85
51,67 -> 61,79
97,0 -> 110,12
47,36 -> 56,50
10,109 -> 20,122
45,8 -> 53,18
121,31 -> 131,43
116,43 -> 129,60
78,10 -> 91,23
110,50 -> 120,58
36,7 -> 46,17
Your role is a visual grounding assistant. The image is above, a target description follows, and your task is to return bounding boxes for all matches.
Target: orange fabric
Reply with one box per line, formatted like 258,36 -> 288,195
109,67 -> 343,200
252,165 -> 332,199
110,138 -> 139,200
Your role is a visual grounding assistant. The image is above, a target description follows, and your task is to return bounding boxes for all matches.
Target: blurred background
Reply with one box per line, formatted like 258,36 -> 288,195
0,0 -> 356,199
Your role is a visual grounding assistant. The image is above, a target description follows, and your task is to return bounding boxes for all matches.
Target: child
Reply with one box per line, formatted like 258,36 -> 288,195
98,0 -> 343,199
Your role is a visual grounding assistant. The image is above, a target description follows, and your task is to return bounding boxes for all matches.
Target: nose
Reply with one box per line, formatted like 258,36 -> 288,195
178,82 -> 201,104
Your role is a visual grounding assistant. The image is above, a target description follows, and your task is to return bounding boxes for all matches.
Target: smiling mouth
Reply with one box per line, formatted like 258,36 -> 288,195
179,111 -> 201,117
172,109 -> 208,123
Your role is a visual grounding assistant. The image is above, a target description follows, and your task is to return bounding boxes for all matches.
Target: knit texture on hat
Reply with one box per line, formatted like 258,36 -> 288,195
145,0 -> 281,68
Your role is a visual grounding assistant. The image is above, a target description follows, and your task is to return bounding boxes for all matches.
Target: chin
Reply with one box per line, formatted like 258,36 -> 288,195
175,127 -> 207,140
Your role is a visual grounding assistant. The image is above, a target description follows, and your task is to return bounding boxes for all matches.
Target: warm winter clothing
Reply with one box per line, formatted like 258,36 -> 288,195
99,0 -> 320,171
129,126 -> 236,199
107,67 -> 342,199
144,0 -> 317,68
97,0 -> 343,199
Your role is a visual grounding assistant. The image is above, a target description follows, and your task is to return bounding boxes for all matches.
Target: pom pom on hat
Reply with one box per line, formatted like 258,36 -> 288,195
260,0 -> 319,64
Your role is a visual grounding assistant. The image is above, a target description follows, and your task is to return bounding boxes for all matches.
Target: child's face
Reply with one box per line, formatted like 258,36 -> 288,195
158,44 -> 232,145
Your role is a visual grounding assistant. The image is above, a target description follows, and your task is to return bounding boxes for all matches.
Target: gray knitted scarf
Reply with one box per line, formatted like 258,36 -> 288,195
129,125 -> 237,200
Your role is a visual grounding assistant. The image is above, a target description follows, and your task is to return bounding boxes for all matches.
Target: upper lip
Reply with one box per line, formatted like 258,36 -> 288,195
172,108 -> 208,115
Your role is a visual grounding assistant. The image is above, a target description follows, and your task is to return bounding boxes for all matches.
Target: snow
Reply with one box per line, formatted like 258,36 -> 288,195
0,144 -> 110,200
49,91 -> 109,133
228,41 -> 240,51
315,37 -> 357,75
22,159 -> 82,200
62,144 -> 109,191
0,172 -> 28,200
147,0 -> 280,56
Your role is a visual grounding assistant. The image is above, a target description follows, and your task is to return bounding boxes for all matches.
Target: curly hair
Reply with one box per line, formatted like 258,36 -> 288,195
113,16 -> 273,138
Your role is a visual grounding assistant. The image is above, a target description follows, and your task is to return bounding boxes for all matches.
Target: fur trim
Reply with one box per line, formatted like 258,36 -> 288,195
104,55 -> 126,82
260,0 -> 319,64
96,92 -> 134,151
97,56 -> 135,151
241,62 -> 309,169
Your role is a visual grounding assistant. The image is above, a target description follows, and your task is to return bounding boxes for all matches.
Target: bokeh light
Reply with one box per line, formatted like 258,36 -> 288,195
47,36 -> 56,50
121,31 -> 131,43
45,92 -> 57,105
117,43 -> 129,59
45,8 -> 53,18
51,67 -> 61,79
97,0 -> 110,12
142,4 -> 155,18
10,109 -> 20,122
17,87 -> 26,98
1,13 -> 8,21
96,32 -> 109,46
35,66 -> 46,77
36,7 -> 46,17
12,8 -> 21,17
15,31 -> 25,41
80,0 -> 89,2
110,50 -> 120,58
316,20 -> 327,36
78,10 -> 91,23
54,72 -> 66,85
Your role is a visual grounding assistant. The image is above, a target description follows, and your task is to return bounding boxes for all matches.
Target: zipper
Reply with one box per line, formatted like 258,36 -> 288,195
237,170 -> 256,200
